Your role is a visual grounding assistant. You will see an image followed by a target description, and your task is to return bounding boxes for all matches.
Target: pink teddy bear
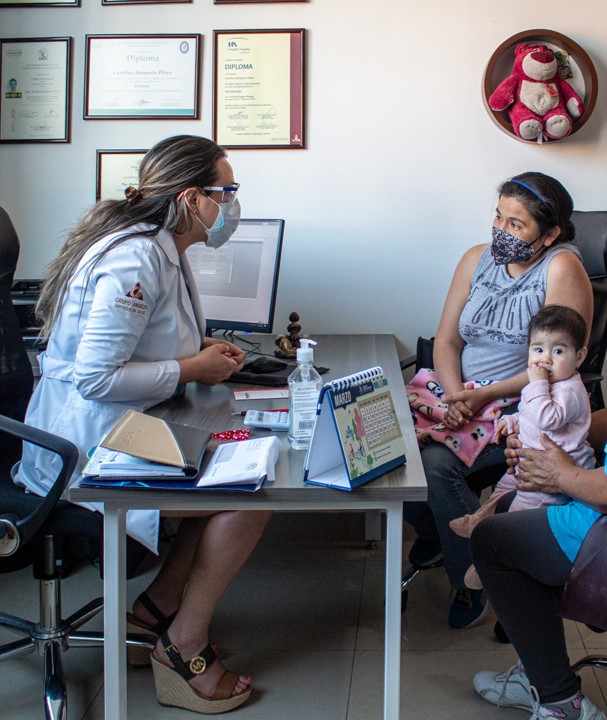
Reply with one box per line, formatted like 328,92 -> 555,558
489,42 -> 584,141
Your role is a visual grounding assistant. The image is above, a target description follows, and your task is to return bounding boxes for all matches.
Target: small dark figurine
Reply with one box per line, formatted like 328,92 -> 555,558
275,311 -> 306,359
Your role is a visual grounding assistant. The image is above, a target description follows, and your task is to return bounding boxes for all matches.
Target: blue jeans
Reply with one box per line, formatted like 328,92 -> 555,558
403,438 -> 508,589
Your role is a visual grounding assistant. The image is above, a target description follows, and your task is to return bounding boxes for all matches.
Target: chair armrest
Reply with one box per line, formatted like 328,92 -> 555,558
0,414 -> 79,548
581,372 -> 604,389
399,353 -> 417,371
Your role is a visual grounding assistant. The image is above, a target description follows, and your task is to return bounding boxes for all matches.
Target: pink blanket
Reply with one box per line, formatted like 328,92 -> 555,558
406,369 -> 518,467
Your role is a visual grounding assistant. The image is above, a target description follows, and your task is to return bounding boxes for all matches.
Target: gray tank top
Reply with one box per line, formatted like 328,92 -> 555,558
459,243 -> 582,382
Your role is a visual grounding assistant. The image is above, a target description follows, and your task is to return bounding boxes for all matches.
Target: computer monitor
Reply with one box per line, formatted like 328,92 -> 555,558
186,218 -> 285,335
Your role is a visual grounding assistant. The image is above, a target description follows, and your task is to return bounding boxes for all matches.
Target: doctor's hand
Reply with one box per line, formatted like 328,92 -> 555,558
178,344 -> 241,385
203,337 -> 246,370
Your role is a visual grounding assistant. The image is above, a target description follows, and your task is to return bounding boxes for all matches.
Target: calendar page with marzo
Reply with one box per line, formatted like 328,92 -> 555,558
304,367 -> 407,491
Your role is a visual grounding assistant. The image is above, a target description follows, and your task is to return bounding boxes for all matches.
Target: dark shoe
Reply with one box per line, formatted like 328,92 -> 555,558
448,588 -> 487,629
493,620 -> 511,644
408,538 -> 443,568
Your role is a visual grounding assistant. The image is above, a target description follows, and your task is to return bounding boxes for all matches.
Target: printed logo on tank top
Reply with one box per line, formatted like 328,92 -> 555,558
461,274 -> 544,345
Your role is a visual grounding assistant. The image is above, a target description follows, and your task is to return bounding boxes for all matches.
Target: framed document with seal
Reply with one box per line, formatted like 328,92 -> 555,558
102,0 -> 190,4
213,29 -> 305,149
0,37 -> 72,143
85,34 -> 200,120
214,0 -> 305,3
96,149 -> 147,201
0,0 -> 79,5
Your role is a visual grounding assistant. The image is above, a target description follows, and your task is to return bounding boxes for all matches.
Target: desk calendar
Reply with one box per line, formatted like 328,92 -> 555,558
304,366 -> 407,490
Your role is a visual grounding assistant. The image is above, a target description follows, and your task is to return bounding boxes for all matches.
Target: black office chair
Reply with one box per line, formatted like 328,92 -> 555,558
0,206 -> 153,720
399,211 -> 607,613
572,210 -> 607,412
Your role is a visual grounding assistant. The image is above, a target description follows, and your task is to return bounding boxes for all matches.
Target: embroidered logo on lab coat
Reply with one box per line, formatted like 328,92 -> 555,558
126,283 -> 144,301
114,283 -> 149,315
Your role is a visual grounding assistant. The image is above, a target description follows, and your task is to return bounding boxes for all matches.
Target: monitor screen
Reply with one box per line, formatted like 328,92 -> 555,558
186,218 -> 285,335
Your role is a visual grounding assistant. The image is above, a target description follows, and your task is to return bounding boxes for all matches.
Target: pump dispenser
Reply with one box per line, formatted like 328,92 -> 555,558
288,339 -> 322,449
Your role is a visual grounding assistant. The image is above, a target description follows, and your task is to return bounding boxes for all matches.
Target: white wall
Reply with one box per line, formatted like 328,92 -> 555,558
1,0 -> 606,357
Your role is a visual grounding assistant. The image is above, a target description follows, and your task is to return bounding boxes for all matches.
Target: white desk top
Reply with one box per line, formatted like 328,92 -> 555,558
71,334 -> 427,507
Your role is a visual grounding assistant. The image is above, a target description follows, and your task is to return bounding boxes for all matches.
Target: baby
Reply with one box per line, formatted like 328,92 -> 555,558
450,304 -> 596,589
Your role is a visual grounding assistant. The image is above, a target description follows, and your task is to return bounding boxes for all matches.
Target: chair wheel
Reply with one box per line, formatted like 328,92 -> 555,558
401,589 -> 409,613
494,620 -> 510,644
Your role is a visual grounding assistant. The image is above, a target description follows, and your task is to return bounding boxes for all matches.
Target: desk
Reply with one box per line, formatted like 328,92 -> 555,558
71,334 -> 427,720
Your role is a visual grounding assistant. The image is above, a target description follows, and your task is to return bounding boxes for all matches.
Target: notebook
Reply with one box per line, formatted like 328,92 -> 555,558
304,366 -> 407,491
83,409 -> 208,481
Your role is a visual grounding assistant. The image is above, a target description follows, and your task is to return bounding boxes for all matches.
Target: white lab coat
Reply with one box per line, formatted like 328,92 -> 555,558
13,224 -> 206,553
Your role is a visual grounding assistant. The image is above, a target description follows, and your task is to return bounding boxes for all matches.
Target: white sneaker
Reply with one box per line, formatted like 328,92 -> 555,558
473,661 -> 533,710
529,688 -> 607,719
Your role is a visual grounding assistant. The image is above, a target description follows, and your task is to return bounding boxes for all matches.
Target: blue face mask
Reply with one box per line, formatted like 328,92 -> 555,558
491,226 -> 540,265
195,198 -> 241,248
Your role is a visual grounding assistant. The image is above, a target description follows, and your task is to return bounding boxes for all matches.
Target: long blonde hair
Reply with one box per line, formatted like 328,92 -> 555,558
37,135 -> 226,337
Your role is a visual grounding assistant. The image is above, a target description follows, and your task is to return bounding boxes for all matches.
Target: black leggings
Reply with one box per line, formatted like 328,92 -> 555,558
471,509 -> 578,704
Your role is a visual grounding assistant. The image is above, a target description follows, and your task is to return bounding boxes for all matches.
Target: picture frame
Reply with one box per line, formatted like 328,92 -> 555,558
102,0 -> 190,4
0,0 -> 79,6
96,149 -> 147,201
0,36 -> 72,143
85,34 -> 200,120
214,0 -> 304,4
213,29 -> 305,149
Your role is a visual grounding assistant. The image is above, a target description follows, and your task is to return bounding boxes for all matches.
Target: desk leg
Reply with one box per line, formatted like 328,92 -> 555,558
384,503 -> 402,720
104,506 -> 127,720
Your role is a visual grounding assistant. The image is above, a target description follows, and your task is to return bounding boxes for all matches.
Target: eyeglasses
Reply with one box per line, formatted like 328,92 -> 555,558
202,183 -> 240,204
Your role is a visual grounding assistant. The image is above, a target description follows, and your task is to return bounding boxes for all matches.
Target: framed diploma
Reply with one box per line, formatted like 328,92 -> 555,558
214,0 -> 305,3
102,0 -> 190,4
0,0 -> 79,5
0,37 -> 71,143
96,149 -> 147,201
85,35 -> 200,120
213,29 -> 305,149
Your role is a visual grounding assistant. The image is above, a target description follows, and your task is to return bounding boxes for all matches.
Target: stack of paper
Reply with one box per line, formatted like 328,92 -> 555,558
83,446 -> 186,478
197,436 -> 281,490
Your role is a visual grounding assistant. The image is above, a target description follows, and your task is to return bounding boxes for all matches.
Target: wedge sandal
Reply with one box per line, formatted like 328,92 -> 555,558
151,632 -> 251,715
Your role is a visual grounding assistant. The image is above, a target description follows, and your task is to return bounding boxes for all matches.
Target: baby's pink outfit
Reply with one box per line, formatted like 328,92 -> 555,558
449,373 -> 595,589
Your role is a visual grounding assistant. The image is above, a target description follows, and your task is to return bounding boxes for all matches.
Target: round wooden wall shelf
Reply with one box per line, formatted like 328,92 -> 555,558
482,29 -> 598,143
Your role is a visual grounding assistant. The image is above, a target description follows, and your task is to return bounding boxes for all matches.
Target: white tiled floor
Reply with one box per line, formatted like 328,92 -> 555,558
1,513 -> 607,720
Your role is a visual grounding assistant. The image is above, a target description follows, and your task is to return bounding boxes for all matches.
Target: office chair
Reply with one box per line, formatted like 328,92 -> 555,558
399,211 -> 607,613
0,206 -> 153,720
572,210 -> 607,412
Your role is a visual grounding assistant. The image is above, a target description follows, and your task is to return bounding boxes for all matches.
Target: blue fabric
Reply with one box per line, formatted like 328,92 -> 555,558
547,444 -> 607,562
547,501 -> 601,563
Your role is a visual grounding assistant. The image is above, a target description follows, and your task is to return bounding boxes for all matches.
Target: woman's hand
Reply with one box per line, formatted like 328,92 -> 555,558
515,434 -> 575,494
203,336 -> 246,370
178,343 -> 242,385
444,384 -> 487,428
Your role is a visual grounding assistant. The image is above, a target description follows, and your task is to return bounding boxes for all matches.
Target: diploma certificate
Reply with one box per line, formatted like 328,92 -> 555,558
214,30 -> 304,148
85,35 -> 200,119
96,150 -> 147,201
0,0 -> 79,5
0,37 -> 71,143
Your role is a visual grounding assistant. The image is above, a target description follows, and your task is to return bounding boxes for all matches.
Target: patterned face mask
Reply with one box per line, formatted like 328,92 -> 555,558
491,226 -> 540,265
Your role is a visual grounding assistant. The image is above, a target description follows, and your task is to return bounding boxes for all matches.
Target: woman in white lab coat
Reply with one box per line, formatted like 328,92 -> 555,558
14,135 -> 270,714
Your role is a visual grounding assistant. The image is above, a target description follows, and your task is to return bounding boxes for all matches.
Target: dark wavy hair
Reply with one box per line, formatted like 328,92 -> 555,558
498,171 -> 575,244
37,135 -> 226,336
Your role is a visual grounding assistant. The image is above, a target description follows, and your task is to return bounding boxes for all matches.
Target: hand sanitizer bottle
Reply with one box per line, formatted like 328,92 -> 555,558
288,339 -> 322,449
